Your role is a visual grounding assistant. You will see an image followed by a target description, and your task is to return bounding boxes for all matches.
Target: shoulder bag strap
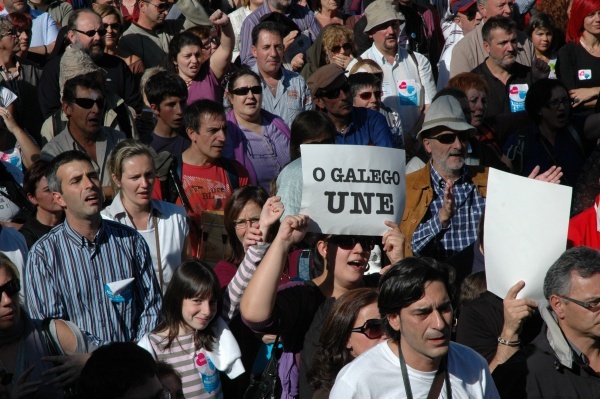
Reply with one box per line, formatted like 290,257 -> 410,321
152,214 -> 163,291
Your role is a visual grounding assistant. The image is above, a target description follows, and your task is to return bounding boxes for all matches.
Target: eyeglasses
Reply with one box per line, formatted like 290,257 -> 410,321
231,85 -> 262,96
428,132 -> 469,144
350,318 -> 384,339
72,28 -> 107,37
233,217 -> 260,230
327,235 -> 377,250
546,97 -> 571,109
74,97 -> 106,109
0,279 -> 19,298
142,0 -> 172,12
319,82 -> 351,99
556,294 -> 600,312
103,22 -> 121,30
201,36 -> 219,49
330,42 -> 352,53
357,90 -> 383,101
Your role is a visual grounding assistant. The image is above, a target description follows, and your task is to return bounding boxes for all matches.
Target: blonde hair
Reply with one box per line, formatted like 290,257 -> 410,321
0,253 -> 19,280
107,139 -> 155,196
322,25 -> 354,56
349,59 -> 383,75
94,4 -> 124,25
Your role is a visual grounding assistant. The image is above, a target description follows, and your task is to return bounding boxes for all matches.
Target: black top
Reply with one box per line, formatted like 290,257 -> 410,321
38,53 -> 143,120
471,60 -> 534,118
556,42 -> 600,91
19,216 -> 54,249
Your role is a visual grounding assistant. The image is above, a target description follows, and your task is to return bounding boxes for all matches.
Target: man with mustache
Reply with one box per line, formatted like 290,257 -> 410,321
330,258 -> 500,398
471,16 -> 535,117
347,0 -> 437,138
38,9 -> 143,121
24,150 -> 162,347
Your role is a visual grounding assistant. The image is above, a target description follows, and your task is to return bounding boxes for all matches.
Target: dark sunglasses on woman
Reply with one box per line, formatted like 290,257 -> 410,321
328,235 -> 378,250
350,318 -> 384,339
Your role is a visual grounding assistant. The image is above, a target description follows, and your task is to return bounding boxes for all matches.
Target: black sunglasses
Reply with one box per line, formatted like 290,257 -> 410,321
428,131 -> 469,144
330,42 -> 352,53
328,235 -> 377,250
142,0 -> 172,12
350,318 -> 384,339
103,22 -> 121,30
0,279 -> 20,298
319,82 -> 351,99
74,97 -> 106,109
73,28 -> 107,37
357,91 -> 383,101
231,85 -> 262,96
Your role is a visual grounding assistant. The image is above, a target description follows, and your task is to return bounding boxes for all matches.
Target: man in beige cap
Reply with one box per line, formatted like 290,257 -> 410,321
401,95 -> 562,260
307,63 -> 393,147
347,0 -> 437,139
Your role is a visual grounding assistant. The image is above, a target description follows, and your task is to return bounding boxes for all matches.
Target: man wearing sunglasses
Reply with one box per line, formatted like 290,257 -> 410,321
307,64 -> 393,147
330,259 -> 499,398
437,0 -> 483,90
493,247 -> 600,398
347,0 -> 437,139
38,9 -> 143,120
119,0 -> 222,68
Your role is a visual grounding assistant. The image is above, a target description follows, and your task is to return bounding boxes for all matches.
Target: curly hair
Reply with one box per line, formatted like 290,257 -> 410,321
321,24 -> 354,62
537,0 -> 570,35
307,288 -> 379,392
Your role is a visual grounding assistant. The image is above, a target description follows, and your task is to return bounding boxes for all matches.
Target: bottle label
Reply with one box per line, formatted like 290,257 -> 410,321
199,356 -> 221,394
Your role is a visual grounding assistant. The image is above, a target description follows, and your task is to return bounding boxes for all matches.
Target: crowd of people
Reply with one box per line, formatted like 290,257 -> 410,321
0,0 -> 599,397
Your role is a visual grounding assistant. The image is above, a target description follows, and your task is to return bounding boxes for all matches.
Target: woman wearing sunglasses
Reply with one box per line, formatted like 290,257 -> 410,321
301,24 -> 355,80
224,68 -> 291,193
95,5 -> 144,77
240,214 -> 404,398
308,288 -> 385,399
0,253 -> 95,399
166,12 -> 234,105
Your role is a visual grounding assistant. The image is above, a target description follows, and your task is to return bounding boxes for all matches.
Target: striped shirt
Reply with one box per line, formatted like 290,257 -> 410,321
411,165 -> 486,260
24,219 -> 162,346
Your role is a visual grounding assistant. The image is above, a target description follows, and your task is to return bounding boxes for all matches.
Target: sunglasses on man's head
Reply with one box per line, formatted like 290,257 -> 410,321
428,131 -> 469,144
330,42 -> 352,53
142,0 -> 172,12
319,82 -> 351,99
231,85 -> 262,96
328,235 -> 377,250
350,318 -> 384,339
0,279 -> 20,298
73,28 -> 107,37
357,90 -> 383,101
74,97 -> 106,109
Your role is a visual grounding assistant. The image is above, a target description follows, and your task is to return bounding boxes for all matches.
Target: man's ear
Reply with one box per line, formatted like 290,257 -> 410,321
454,16 -> 462,29
550,294 -> 567,320
150,103 -> 160,117
483,40 -> 491,54
478,2 -> 486,18
252,45 -> 257,59
62,101 -> 72,117
53,192 -> 67,209
387,312 -> 401,332
422,138 -> 432,154
186,127 -> 196,140
313,97 -> 325,110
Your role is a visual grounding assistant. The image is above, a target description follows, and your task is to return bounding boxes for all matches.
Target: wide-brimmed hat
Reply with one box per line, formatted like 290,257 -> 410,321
417,96 -> 476,139
450,0 -> 477,15
363,0 -> 405,34
307,64 -> 346,95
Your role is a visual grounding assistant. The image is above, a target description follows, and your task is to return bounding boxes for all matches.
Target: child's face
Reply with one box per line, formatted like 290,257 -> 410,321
181,295 -> 217,332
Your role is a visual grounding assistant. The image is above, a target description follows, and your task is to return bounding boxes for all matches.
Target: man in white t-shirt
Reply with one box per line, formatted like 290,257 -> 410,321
330,258 -> 500,398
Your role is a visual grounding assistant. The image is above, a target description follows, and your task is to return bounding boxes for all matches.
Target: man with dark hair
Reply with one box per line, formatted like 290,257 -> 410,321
471,16 -> 535,116
40,74 -> 125,200
143,71 -> 190,156
25,150 -> 162,347
174,99 -> 249,256
330,257 -> 499,398
79,342 -> 166,399
249,21 -> 313,126
38,9 -> 142,120
494,247 -> 600,397
308,64 -> 393,147
239,0 -> 320,68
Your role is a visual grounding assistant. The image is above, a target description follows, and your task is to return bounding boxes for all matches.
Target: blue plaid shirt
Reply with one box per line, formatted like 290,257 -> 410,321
411,165 -> 486,259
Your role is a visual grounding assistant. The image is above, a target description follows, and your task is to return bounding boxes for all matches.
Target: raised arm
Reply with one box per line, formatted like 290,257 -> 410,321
240,214 -> 308,324
208,10 -> 234,81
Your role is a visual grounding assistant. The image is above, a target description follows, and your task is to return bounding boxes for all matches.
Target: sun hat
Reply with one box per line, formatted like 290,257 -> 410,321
417,95 -> 476,139
363,0 -> 405,34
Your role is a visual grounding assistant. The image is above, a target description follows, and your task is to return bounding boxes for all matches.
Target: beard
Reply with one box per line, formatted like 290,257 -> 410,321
72,36 -> 105,62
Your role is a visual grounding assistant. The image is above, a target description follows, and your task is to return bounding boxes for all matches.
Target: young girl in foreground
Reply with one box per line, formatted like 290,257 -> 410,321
139,195 -> 283,399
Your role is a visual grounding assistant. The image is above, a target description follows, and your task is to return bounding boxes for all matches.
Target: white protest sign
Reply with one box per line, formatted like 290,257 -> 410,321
485,168 -> 571,302
300,144 -> 405,235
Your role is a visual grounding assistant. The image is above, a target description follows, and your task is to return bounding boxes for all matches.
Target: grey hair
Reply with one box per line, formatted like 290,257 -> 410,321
477,0 -> 487,6
46,151 -> 94,194
0,15 -> 14,37
543,247 -> 600,299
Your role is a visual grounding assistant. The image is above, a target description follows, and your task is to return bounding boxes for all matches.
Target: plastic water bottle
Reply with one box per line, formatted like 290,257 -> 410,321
196,352 -> 222,395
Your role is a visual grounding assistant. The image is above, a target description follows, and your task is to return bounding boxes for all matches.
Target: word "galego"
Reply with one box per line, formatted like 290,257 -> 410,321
313,168 -> 402,185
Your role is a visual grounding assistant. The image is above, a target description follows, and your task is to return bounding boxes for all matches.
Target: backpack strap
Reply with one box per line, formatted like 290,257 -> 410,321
220,157 -> 240,191
51,111 -> 66,138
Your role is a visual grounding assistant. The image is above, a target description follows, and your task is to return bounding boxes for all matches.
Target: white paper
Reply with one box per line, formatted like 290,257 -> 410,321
104,277 -> 135,303
485,168 -> 571,302
300,144 -> 406,235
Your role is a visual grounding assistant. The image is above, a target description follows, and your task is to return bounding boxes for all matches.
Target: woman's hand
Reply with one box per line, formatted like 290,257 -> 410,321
331,53 -> 354,70
528,165 -> 562,184
3,366 -> 42,399
275,215 -> 309,245
0,107 -> 20,135
42,353 -> 91,388
569,87 -> 599,107
381,220 -> 405,265
242,197 -> 284,248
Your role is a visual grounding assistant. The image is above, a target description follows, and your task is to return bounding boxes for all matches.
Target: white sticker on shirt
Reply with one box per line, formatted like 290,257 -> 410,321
508,84 -> 528,113
381,81 -> 393,99
397,79 -> 421,106
578,69 -> 592,80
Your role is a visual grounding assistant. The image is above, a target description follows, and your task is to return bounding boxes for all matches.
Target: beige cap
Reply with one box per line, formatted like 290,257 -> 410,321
417,96 -> 476,139
363,0 -> 405,33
